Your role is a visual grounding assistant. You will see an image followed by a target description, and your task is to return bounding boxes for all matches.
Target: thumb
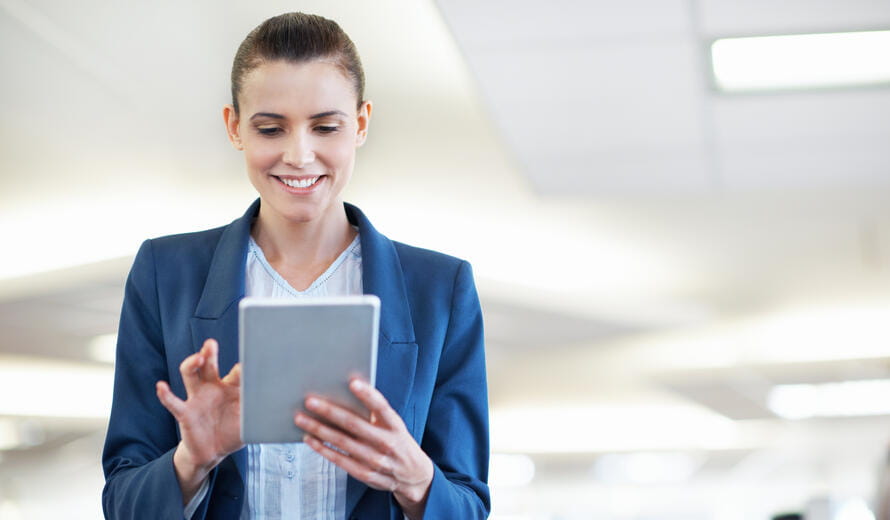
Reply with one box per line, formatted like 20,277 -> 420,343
156,380 -> 186,420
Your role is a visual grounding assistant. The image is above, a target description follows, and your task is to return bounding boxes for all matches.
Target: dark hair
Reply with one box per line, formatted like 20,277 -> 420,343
231,12 -> 365,113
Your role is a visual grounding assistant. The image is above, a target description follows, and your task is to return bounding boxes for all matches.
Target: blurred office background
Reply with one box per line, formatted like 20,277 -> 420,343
1,0 -> 890,518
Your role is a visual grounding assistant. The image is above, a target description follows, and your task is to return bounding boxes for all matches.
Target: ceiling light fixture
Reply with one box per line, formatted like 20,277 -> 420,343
591,451 -> 703,484
711,30 -> 890,92
767,379 -> 890,419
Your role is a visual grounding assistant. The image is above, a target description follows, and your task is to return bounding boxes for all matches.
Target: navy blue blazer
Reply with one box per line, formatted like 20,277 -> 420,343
102,200 -> 490,519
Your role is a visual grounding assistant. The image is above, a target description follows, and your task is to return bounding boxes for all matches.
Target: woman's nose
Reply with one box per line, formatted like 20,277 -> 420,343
282,132 -> 315,167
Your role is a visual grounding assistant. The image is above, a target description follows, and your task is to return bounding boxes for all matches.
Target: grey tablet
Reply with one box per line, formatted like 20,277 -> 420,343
238,295 -> 380,444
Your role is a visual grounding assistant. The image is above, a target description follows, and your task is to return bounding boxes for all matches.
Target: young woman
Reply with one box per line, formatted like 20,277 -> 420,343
101,12 -> 490,520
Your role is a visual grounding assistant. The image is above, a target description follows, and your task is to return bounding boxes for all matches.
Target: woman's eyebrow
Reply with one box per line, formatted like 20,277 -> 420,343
309,110 -> 347,119
250,112 -> 284,121
249,110 -> 347,121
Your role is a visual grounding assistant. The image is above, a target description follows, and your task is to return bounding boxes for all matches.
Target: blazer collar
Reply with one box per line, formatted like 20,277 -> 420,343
344,202 -> 415,343
192,199 -> 257,319
192,199 -> 416,344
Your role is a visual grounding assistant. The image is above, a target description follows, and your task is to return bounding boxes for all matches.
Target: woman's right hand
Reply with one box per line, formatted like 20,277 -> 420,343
155,338 -> 244,503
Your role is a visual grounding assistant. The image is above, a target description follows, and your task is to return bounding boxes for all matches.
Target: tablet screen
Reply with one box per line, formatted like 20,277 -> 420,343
238,295 -> 380,443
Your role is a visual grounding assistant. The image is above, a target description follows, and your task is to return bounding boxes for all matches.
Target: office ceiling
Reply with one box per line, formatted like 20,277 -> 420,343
437,0 -> 890,196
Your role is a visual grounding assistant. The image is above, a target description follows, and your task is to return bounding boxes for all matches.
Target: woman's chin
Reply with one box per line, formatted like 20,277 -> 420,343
280,206 -> 323,224
260,198 -> 332,225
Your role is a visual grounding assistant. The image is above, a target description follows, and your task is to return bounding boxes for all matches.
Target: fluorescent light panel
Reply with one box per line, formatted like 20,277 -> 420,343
711,30 -> 890,92
591,452 -> 703,484
767,379 -> 890,419
0,357 -> 113,419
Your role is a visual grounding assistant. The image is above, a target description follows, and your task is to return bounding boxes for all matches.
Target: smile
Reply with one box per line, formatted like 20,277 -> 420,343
276,176 -> 320,188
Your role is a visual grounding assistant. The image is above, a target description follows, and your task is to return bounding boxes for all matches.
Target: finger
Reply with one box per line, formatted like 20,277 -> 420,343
304,434 -> 398,492
221,362 -> 241,387
348,379 -> 404,429
156,380 -> 187,419
201,338 -> 220,381
304,395 -> 390,450
295,412 -> 394,475
179,351 -> 206,395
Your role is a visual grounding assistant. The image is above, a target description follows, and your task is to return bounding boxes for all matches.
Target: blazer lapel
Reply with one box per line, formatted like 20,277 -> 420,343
344,203 -> 419,516
188,198 -> 258,483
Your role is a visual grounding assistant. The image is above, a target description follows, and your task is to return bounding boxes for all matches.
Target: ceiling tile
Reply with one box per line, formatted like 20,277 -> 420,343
698,0 -> 890,36
438,0 -> 692,48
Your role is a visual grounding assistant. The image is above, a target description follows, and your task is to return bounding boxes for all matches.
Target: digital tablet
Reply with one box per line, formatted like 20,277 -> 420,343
238,295 -> 380,444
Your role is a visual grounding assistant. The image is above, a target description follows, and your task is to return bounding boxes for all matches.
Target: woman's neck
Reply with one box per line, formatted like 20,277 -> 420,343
251,201 -> 356,274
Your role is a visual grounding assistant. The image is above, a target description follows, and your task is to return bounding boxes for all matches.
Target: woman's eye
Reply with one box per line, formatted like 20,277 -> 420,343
315,125 -> 339,134
257,127 -> 282,136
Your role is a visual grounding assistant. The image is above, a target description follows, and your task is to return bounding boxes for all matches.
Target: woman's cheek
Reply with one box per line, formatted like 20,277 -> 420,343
328,137 -> 358,168
246,144 -> 279,172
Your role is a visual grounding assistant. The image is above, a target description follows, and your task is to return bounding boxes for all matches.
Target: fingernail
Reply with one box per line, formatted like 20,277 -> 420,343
295,414 -> 307,426
306,397 -> 320,408
350,379 -> 364,390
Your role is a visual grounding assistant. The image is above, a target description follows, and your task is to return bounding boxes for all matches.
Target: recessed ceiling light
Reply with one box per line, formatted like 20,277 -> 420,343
711,30 -> 890,92
767,379 -> 890,419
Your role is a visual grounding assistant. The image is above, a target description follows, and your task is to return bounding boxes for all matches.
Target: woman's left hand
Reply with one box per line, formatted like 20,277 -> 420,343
295,378 -> 433,519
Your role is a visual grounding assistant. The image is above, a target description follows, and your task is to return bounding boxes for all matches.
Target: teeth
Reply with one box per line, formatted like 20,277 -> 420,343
280,176 -> 319,188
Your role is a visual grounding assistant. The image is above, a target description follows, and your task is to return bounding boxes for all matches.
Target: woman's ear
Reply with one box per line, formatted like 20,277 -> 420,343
223,104 -> 244,151
355,100 -> 372,147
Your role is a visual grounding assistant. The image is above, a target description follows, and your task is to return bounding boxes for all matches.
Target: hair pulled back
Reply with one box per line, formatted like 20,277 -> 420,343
231,12 -> 365,113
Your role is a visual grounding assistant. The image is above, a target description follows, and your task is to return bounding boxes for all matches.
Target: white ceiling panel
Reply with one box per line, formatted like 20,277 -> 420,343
712,90 -> 890,143
712,90 -> 890,190
718,138 -> 890,191
522,147 -> 711,194
438,0 -> 716,196
473,42 -> 708,150
465,40 -> 712,194
698,0 -> 890,36
438,0 -> 691,47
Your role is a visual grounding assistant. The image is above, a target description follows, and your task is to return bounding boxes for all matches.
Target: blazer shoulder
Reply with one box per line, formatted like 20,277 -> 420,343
392,241 -> 469,283
145,225 -> 228,266
394,240 -> 466,267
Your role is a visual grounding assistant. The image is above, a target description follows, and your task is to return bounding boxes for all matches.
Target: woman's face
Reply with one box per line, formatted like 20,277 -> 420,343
224,60 -> 370,225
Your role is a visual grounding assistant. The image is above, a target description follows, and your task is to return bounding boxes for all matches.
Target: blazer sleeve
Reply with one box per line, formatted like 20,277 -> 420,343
102,240 -> 208,519
420,260 -> 491,518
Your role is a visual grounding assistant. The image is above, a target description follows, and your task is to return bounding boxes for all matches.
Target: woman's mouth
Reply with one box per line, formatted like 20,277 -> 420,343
273,175 -> 324,192
277,176 -> 320,188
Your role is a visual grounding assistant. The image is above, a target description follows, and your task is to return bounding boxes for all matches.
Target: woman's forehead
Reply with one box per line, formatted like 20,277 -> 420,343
239,60 -> 357,115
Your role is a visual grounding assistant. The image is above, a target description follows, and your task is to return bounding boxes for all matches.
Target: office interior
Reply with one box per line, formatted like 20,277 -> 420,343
1,1 -> 890,519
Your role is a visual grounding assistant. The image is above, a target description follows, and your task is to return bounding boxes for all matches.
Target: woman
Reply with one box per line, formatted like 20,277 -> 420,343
101,12 -> 490,520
